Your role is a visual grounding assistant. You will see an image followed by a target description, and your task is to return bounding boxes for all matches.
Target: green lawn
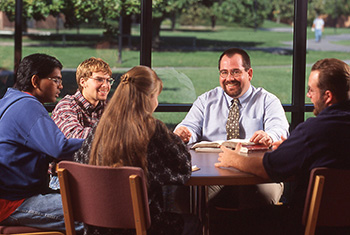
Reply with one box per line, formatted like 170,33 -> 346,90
332,40 -> 350,46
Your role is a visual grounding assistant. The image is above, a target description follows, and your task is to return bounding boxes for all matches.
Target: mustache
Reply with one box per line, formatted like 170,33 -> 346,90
225,81 -> 240,86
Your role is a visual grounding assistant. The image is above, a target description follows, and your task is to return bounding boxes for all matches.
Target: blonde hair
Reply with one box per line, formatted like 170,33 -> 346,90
76,57 -> 112,91
89,66 -> 163,176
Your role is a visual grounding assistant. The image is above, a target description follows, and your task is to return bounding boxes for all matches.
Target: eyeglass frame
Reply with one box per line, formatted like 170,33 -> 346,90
88,77 -> 115,86
219,68 -> 247,79
307,85 -> 326,97
47,77 -> 63,85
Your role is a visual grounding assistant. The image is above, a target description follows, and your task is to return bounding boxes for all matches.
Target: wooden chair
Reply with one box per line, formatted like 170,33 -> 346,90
57,161 -> 151,235
0,225 -> 63,235
303,167 -> 350,235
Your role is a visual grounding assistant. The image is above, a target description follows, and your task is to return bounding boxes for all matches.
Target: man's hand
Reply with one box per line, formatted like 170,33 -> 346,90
174,126 -> 192,143
215,144 -> 241,168
215,144 -> 270,179
272,136 -> 287,150
250,130 -> 273,147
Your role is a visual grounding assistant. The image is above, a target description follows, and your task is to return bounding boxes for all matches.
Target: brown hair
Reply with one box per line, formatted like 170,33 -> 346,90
311,58 -> 350,102
76,57 -> 112,91
89,66 -> 163,176
218,48 -> 251,71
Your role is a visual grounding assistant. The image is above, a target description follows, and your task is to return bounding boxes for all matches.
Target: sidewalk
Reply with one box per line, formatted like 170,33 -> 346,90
283,33 -> 350,53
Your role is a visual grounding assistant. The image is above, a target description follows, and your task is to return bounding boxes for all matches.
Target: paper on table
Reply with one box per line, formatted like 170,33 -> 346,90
195,147 -> 223,153
193,144 -> 270,154
192,165 -> 200,172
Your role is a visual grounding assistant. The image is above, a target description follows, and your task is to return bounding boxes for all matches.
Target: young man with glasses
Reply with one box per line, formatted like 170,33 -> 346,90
0,53 -> 83,232
174,48 -> 289,210
52,57 -> 113,139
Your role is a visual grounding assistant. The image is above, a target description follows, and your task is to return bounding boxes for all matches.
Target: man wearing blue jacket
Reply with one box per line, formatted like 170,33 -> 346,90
0,54 -> 83,232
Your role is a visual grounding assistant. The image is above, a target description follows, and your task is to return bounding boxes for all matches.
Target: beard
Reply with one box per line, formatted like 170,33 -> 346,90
313,98 -> 328,116
223,81 -> 242,98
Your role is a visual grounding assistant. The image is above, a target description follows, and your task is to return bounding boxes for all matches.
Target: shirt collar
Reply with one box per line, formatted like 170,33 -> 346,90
22,91 -> 34,96
74,90 -> 105,113
223,85 -> 253,108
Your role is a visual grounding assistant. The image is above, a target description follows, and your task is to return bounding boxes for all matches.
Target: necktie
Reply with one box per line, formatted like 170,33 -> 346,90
226,98 -> 240,140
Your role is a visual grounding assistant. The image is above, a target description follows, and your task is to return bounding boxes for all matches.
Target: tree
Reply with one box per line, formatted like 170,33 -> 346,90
308,0 -> 326,21
216,0 -> 272,29
151,0 -> 198,47
324,0 -> 350,29
270,0 -> 294,24
62,0 -> 139,35
199,0 -> 221,29
0,0 -> 63,32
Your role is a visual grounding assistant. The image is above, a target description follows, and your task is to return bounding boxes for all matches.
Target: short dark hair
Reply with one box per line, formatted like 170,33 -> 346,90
218,48 -> 251,71
311,58 -> 350,102
14,53 -> 63,91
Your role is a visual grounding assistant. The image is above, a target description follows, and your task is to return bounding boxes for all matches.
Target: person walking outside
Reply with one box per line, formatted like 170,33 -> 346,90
312,15 -> 325,43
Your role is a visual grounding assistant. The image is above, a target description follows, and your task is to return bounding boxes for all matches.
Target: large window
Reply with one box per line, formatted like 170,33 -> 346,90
3,0 -> 349,129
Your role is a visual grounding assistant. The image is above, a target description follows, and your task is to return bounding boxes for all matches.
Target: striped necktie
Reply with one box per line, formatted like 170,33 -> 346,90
226,98 -> 240,140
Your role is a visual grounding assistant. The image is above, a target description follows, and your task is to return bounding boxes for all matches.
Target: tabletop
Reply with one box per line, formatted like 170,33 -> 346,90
186,148 -> 273,186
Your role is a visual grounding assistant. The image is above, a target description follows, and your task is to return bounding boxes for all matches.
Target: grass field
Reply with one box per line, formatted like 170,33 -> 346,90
1,21 -> 350,127
332,40 -> 350,46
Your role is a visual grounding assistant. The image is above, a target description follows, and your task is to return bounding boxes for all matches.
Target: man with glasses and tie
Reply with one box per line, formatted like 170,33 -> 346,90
52,57 -> 113,139
216,58 -> 350,233
174,48 -> 289,209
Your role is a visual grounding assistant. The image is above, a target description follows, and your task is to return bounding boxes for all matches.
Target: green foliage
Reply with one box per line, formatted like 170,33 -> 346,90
152,0 -> 199,16
0,0 -> 140,35
0,0 -> 15,21
0,0 -> 63,21
217,0 -> 272,28
270,0 -> 294,24
178,5 -> 211,26
324,0 -> 350,23
62,0 -> 122,34
309,0 -> 326,16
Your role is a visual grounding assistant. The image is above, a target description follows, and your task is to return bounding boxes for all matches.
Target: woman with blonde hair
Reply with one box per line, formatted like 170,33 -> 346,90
74,65 -> 201,235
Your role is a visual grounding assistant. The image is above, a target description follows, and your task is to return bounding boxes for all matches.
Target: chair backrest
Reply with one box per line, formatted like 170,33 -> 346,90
302,167 -> 350,235
57,161 -> 151,235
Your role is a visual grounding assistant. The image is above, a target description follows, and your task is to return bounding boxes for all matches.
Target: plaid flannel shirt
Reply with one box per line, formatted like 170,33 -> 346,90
51,90 -> 106,139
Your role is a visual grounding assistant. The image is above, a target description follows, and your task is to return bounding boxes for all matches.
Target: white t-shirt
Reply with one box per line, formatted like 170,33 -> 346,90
313,18 -> 324,30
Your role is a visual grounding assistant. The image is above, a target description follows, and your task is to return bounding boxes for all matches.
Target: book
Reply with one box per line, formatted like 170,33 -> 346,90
238,144 -> 270,153
192,139 -> 254,149
191,139 -> 270,153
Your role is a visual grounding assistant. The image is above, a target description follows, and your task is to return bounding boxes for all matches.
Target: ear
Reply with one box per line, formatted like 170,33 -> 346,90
80,78 -> 87,89
324,90 -> 336,106
247,68 -> 253,81
31,75 -> 40,89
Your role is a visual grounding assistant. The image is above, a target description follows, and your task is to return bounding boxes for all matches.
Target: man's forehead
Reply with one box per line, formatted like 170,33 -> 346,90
91,71 -> 110,78
49,67 -> 62,77
220,54 -> 244,68
308,70 -> 320,84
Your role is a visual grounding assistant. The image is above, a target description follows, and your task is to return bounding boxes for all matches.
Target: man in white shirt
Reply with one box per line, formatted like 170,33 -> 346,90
215,58 -> 350,233
174,48 -> 289,209
175,48 -> 288,146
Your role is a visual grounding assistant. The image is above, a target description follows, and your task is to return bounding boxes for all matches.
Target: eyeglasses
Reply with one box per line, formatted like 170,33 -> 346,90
89,77 -> 115,86
307,86 -> 325,96
47,77 -> 63,85
219,69 -> 244,79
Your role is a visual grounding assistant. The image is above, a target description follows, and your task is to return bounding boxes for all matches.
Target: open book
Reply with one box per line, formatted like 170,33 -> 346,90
191,139 -> 270,153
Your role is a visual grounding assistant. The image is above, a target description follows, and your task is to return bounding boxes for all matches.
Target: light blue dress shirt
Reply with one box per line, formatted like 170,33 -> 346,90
176,85 -> 289,144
